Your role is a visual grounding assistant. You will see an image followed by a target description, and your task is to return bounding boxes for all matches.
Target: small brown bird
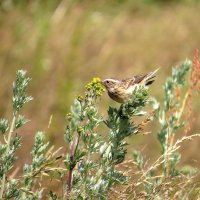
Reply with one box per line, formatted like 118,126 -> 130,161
100,68 -> 159,103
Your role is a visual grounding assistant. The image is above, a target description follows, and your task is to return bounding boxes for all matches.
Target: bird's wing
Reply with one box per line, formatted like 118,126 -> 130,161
122,75 -> 146,89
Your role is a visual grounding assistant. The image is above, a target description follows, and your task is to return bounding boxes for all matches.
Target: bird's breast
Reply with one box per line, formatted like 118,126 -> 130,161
108,91 -> 123,103
108,90 -> 131,103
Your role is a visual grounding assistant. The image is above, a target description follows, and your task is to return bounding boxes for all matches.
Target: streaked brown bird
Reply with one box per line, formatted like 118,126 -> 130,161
100,68 -> 159,103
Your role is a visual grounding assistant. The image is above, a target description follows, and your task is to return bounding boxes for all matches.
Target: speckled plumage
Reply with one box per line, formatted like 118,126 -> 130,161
101,68 -> 159,103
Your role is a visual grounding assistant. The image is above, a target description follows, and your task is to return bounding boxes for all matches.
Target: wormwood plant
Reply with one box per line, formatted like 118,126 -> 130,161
118,59 -> 200,199
64,79 -> 152,199
0,58 -> 200,199
0,70 -> 32,199
0,70 -> 152,199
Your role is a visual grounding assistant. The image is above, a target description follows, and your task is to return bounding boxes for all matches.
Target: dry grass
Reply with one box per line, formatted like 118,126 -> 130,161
109,134 -> 200,199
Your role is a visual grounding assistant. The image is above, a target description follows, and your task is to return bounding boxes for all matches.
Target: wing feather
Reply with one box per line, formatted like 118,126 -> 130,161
122,75 -> 146,89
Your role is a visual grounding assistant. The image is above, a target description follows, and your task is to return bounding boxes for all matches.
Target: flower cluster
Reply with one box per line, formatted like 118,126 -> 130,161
76,95 -> 83,102
85,77 -> 105,98
66,112 -> 72,120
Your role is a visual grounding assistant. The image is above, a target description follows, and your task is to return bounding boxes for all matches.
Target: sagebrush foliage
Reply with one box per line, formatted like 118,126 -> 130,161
0,61 -> 199,199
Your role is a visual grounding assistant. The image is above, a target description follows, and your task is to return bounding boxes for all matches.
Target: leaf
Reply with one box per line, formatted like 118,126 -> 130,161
15,115 -> 29,129
0,118 -> 9,135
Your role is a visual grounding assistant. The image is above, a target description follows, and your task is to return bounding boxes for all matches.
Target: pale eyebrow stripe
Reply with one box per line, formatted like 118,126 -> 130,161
105,79 -> 120,83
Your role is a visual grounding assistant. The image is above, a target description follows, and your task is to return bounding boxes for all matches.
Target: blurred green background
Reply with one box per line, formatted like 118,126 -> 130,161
0,0 -> 200,178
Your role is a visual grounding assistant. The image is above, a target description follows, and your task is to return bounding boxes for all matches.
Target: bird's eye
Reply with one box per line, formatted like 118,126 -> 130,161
106,80 -> 109,84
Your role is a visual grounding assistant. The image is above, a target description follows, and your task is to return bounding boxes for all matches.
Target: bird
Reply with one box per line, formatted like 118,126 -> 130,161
100,68 -> 159,103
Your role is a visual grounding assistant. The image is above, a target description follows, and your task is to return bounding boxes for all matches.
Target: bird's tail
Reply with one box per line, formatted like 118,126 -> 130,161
143,68 -> 160,86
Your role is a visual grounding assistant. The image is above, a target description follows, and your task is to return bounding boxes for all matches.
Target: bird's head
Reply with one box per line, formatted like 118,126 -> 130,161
100,79 -> 119,92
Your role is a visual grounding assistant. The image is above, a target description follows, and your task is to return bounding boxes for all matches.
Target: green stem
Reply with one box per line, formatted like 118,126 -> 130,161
87,132 -> 92,162
178,91 -> 189,124
163,91 -> 189,177
0,115 -> 16,198
164,127 -> 169,176
67,133 -> 80,196
83,131 -> 92,198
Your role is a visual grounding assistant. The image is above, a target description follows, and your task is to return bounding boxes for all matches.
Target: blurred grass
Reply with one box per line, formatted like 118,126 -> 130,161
0,0 -> 200,177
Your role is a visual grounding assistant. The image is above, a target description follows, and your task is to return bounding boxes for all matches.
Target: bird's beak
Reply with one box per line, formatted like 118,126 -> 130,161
100,81 -> 105,87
